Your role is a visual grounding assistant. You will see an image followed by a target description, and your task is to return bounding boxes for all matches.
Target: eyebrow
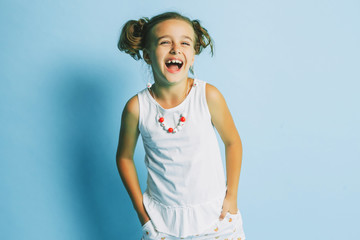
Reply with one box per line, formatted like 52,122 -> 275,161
157,35 -> 193,42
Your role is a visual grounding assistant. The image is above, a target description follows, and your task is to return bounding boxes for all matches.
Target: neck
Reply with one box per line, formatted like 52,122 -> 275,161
151,77 -> 193,109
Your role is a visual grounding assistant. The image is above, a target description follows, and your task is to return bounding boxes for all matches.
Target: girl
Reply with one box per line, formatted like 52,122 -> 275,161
116,12 -> 246,240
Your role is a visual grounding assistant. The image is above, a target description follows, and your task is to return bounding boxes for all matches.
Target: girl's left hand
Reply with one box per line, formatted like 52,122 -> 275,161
219,193 -> 238,221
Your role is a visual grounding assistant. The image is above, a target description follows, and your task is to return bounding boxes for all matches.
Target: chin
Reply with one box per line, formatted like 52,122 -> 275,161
164,74 -> 188,84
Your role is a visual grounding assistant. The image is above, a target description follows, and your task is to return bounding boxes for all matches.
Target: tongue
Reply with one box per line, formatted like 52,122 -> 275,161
167,63 -> 179,71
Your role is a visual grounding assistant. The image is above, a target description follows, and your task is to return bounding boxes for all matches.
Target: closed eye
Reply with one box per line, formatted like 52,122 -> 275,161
160,41 -> 170,45
182,42 -> 191,46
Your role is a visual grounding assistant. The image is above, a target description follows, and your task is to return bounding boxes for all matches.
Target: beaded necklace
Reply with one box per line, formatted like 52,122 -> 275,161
148,79 -> 197,133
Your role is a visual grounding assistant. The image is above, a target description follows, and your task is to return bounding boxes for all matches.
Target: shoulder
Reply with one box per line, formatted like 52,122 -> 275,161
205,83 -> 225,106
122,94 -> 139,120
205,83 -> 230,121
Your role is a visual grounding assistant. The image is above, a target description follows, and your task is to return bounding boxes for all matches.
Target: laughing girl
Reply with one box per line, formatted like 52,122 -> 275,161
116,12 -> 246,240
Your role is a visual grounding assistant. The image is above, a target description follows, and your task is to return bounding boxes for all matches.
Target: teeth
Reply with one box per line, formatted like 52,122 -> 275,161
167,60 -> 183,64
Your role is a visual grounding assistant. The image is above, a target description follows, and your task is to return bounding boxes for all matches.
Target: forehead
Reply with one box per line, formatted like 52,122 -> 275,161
151,19 -> 195,40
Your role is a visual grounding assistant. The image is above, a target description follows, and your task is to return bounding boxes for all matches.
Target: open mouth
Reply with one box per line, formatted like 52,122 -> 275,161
165,59 -> 183,72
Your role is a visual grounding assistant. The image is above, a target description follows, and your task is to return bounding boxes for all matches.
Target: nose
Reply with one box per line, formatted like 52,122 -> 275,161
170,44 -> 181,54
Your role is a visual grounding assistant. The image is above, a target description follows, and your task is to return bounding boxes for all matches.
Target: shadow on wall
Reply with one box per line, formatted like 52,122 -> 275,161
53,60 -> 144,240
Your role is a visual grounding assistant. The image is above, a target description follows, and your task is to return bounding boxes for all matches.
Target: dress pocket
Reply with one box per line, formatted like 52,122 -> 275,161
142,220 -> 152,229
225,209 -> 240,222
141,220 -> 158,239
226,209 -> 240,216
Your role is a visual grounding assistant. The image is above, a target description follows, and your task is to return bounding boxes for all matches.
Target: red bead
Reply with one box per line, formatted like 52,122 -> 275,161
168,128 -> 173,133
180,117 -> 186,122
159,117 -> 164,123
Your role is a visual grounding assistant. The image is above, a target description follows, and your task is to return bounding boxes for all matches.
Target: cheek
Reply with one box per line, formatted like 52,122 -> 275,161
154,48 -> 166,60
187,51 -> 195,64
150,51 -> 162,65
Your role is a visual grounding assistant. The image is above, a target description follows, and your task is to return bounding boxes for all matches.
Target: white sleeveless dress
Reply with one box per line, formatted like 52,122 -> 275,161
137,79 -> 238,238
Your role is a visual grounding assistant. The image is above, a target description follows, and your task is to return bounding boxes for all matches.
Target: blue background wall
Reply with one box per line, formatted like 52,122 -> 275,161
1,0 -> 359,239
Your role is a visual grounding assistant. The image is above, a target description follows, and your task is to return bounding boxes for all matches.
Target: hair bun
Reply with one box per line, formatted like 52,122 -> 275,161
134,18 -> 148,36
118,17 -> 149,60
192,19 -> 213,56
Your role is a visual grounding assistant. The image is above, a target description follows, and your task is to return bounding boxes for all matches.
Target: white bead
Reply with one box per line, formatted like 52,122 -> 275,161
172,128 -> 178,133
147,82 -> 152,88
161,122 -> 166,127
179,122 -> 185,127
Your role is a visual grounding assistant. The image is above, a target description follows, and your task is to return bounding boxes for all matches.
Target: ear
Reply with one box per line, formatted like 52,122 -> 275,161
143,49 -> 152,64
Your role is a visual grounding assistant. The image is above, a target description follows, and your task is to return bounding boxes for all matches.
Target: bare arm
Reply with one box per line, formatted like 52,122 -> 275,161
116,95 -> 150,226
206,84 -> 243,220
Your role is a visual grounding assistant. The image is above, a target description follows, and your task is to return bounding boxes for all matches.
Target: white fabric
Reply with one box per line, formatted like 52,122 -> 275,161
141,209 -> 246,240
137,79 -> 227,238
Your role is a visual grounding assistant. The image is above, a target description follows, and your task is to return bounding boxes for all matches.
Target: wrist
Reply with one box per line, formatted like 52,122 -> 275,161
134,203 -> 150,225
225,189 -> 238,199
139,215 -> 151,226
138,211 -> 151,226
